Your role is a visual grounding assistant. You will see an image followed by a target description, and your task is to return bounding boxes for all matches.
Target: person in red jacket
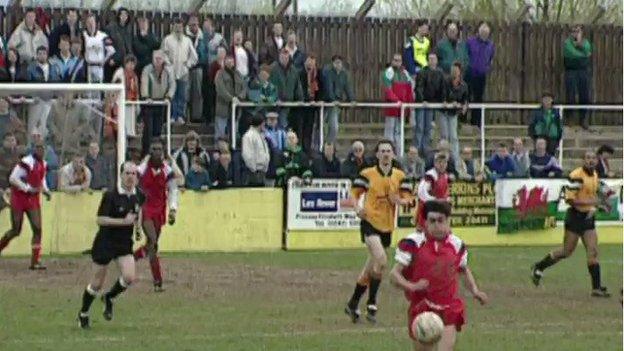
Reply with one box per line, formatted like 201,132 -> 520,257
382,53 -> 414,156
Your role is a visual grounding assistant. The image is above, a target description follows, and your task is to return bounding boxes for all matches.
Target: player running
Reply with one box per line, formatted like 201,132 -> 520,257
133,138 -> 180,292
77,162 -> 144,329
343,140 -> 413,324
415,153 -> 451,231
0,139 -> 51,269
531,151 -> 611,297
390,201 -> 488,351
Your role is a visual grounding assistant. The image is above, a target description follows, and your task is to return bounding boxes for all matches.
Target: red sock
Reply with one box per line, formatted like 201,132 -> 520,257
0,236 -> 13,253
133,246 -> 146,260
149,256 -> 163,284
31,243 -> 41,266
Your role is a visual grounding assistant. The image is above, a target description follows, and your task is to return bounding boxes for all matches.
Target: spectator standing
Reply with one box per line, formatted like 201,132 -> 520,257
485,143 -> 516,180
297,55 -> 320,155
161,17 -> 199,125
25,46 -> 61,141
230,29 -> 255,81
259,22 -> 284,65
466,21 -> 495,128
403,19 -> 430,78
529,138 -> 562,178
185,14 -> 205,123
563,25 -> 592,130
442,61 -> 469,165
596,144 -> 615,178
414,53 -> 445,157
457,146 -> 484,182
47,93 -> 91,161
0,133 -> 20,189
205,47 -> 227,124
0,98 -> 24,141
173,130 -> 211,176
48,8 -> 80,58
275,131 -> 312,187
112,55 -> 140,137
311,142 -> 341,178
382,53 -> 414,156
436,21 -> 469,75
242,114 -> 271,186
68,37 -> 87,82
341,140 -> 371,180
528,92 -> 562,156
104,7 -> 133,82
210,150 -> 236,189
214,55 -> 246,140
399,145 -> 425,180
510,137 -> 531,177
133,16 -> 161,77
264,112 -> 287,152
50,35 -> 80,82
249,65 -> 278,114
0,48 -> 25,82
199,18 -> 227,65
321,55 -> 354,144
83,14 -> 115,83
270,49 -> 303,129
185,155 -> 211,191
85,141 -> 110,190
284,31 -> 306,70
140,50 -> 176,154
8,9 -> 48,64
59,154 -> 92,193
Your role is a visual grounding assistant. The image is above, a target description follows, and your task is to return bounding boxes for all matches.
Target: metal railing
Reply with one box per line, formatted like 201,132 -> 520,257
232,101 -> 623,169
126,99 -> 172,156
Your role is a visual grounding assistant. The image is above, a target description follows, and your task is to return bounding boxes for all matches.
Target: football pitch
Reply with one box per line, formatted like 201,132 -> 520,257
1,245 -> 622,351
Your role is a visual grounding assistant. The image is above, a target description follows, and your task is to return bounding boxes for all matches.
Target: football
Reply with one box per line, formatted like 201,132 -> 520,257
414,312 -> 444,344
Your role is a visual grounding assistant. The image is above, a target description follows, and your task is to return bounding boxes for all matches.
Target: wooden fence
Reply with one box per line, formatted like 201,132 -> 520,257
2,8 -> 622,124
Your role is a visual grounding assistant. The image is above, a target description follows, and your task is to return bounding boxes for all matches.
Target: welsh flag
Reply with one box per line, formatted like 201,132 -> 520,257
496,180 -> 560,234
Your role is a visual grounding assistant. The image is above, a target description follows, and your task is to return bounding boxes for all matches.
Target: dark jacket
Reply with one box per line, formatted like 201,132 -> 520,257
214,67 -> 246,118
105,16 -> 134,67
340,152 -> 373,180
299,66 -> 320,102
229,45 -> 257,80
529,108 -> 563,141
485,154 -> 516,178
173,146 -> 211,176
445,76 -> 469,116
49,22 -> 81,58
259,36 -> 284,65
563,36 -> 591,70
25,61 -> 62,82
529,153 -> 562,178
0,63 -> 26,82
311,154 -> 342,178
133,31 -> 161,76
416,66 -> 446,102
210,161 -> 235,189
321,65 -> 354,102
435,37 -> 469,74
269,61 -> 303,101
86,154 -> 111,190
275,145 -> 312,187
185,168 -> 211,190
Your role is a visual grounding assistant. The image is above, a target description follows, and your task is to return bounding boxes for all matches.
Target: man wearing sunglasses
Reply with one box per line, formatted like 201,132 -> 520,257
390,200 -> 488,351
77,162 -> 144,329
343,140 -> 413,324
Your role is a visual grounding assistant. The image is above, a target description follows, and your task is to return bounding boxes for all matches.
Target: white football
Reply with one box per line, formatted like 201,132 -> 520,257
413,312 -> 444,344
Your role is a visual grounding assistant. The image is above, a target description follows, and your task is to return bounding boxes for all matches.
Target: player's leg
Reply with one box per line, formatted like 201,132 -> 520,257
363,234 -> 388,323
532,229 -> 579,286
436,325 -> 458,351
0,207 -> 24,254
78,263 -> 108,328
25,209 -> 45,269
345,255 -> 372,322
581,230 -> 610,297
102,255 -> 136,320
142,219 -> 164,291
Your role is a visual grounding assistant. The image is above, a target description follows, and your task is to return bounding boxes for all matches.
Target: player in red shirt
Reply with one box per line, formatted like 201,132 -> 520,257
0,140 -> 51,269
390,201 -> 487,351
133,138 -> 180,292
415,153 -> 451,230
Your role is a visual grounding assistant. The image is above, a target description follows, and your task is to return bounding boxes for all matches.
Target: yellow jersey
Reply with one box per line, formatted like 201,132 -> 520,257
352,165 -> 413,233
565,167 -> 599,212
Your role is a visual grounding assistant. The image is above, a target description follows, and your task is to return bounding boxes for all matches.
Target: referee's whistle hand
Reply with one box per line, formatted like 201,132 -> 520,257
123,213 -> 137,225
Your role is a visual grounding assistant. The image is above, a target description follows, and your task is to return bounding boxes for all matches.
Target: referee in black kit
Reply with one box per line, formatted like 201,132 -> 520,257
77,161 -> 145,329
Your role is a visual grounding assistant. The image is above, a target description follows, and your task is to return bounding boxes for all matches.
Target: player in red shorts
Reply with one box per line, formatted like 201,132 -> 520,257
133,138 -> 180,292
0,140 -> 51,269
415,153 -> 451,231
390,201 -> 487,351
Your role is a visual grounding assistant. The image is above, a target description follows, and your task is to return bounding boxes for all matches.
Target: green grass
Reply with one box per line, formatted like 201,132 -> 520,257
0,245 -> 622,351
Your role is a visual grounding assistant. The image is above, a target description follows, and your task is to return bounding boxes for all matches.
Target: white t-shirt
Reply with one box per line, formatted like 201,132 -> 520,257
234,45 -> 248,78
275,36 -> 284,50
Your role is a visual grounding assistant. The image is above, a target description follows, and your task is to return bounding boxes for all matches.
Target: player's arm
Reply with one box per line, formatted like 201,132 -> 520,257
390,239 -> 429,292
9,163 -> 36,193
391,176 -> 415,206
96,192 -> 136,227
460,266 -> 488,305
347,174 -> 368,218
564,176 -> 597,207
166,168 -> 179,224
417,176 -> 437,202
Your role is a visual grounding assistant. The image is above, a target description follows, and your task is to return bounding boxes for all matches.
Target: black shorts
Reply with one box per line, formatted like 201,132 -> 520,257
360,220 -> 392,248
91,234 -> 133,265
564,208 -> 596,235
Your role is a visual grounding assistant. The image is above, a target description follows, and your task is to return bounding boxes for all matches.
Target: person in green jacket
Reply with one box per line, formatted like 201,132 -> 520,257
275,131 -> 312,187
435,21 -> 469,75
269,49 -> 303,129
249,65 -> 278,115
563,25 -> 592,130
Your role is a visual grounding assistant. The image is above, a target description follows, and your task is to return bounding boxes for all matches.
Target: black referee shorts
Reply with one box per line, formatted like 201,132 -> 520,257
360,220 -> 392,248
91,235 -> 133,266
564,207 -> 596,235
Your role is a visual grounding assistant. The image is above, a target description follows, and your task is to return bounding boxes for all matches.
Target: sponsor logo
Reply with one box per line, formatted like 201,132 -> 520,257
301,191 -> 338,212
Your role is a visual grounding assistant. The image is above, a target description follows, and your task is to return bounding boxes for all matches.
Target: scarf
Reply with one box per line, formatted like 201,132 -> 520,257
307,66 -> 319,99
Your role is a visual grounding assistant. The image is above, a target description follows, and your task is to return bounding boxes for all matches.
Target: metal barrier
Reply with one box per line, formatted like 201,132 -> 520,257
232,100 -> 623,169
126,99 -> 172,156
